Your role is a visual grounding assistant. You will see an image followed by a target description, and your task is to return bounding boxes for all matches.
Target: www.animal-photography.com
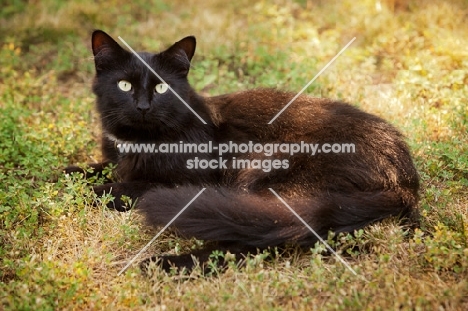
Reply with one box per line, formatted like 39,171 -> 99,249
1,0 -> 467,310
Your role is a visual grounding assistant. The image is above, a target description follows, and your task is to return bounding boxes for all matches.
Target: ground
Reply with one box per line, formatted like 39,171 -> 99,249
0,0 -> 467,310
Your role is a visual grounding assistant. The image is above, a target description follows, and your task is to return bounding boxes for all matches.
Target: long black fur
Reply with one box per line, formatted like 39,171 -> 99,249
66,30 -> 419,273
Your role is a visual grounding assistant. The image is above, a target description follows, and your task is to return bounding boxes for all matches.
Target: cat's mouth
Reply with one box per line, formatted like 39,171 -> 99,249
126,113 -> 182,134
102,109 -> 184,140
125,111 -> 158,127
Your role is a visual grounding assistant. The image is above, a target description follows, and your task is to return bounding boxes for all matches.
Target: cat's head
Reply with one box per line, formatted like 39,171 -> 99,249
91,30 -> 200,141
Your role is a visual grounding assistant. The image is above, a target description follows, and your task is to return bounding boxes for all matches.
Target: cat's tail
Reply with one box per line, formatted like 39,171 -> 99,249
137,186 -> 417,247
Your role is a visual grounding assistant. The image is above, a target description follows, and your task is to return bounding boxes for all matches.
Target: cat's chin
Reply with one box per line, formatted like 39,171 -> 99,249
128,112 -> 177,129
131,119 -> 177,132
103,124 -> 153,141
121,115 -> 164,131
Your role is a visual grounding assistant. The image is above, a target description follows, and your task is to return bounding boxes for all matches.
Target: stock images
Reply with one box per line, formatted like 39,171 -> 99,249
1,0 -> 467,310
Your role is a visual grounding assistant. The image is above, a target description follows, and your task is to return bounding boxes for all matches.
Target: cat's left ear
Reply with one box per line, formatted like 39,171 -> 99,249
164,36 -> 196,64
92,30 -> 128,71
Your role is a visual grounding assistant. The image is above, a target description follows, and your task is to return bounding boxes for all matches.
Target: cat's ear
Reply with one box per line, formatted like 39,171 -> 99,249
92,30 -> 127,70
92,30 -> 125,57
164,36 -> 196,64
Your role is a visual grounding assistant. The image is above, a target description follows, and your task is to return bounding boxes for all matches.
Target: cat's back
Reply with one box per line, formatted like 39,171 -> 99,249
207,88 -> 331,124
205,88 -> 418,201
205,88 -> 396,141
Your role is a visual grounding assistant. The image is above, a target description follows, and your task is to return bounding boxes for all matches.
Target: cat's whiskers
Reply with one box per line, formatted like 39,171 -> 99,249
100,111 -> 132,128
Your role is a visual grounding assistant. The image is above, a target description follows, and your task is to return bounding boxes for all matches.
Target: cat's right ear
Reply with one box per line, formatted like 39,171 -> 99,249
92,30 -> 126,70
163,36 -> 196,64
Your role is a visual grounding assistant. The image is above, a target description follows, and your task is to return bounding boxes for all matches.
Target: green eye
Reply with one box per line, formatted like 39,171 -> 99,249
155,83 -> 169,94
118,80 -> 132,92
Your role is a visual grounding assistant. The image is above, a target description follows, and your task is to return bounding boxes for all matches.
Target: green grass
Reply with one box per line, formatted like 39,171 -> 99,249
1,0 -> 467,309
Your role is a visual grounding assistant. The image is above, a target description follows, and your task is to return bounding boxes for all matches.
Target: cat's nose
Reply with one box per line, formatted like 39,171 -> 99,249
136,102 -> 151,114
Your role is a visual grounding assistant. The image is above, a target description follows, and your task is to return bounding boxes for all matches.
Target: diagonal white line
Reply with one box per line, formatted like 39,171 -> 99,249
117,188 -> 206,276
268,188 -> 359,276
268,37 -> 356,124
117,36 -> 207,125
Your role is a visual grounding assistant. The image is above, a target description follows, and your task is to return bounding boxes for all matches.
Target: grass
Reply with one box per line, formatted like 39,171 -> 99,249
1,0 -> 467,309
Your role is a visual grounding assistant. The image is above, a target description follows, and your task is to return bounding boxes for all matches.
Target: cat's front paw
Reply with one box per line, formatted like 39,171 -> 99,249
139,254 -> 197,276
64,165 -> 87,175
93,183 -> 131,212
139,256 -> 161,277
63,162 -> 114,181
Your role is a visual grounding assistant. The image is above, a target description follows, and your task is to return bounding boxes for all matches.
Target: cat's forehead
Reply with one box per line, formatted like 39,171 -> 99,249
135,51 -> 155,62
130,51 -> 170,68
118,51 -> 174,82
109,46 -> 189,79
127,51 -> 161,72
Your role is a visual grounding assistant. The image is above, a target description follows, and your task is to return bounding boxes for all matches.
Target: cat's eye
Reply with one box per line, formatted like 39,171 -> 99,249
118,80 -> 132,92
155,83 -> 169,94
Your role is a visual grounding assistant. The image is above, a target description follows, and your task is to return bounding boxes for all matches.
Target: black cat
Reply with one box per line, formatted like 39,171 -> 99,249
66,30 -> 419,273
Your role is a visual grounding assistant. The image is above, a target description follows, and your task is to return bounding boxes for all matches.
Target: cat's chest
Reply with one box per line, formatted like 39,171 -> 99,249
115,149 -> 217,184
